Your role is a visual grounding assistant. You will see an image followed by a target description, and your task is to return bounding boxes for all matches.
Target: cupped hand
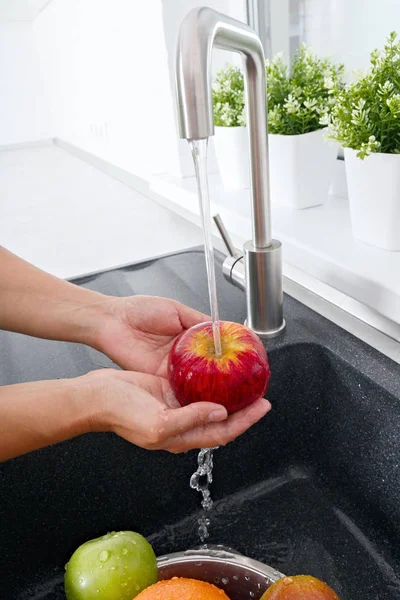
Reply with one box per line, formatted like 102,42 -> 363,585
83,368 -> 271,454
93,296 -> 209,377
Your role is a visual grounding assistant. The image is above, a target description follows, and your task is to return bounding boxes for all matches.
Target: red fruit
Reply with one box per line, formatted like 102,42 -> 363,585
167,321 -> 270,414
261,575 -> 340,600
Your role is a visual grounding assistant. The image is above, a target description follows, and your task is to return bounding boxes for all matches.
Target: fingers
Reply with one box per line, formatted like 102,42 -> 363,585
173,300 -> 211,330
95,368 -> 271,455
160,402 -> 228,440
164,398 -> 271,453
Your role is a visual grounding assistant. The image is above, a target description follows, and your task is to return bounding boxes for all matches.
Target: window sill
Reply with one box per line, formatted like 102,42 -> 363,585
150,171 -> 400,345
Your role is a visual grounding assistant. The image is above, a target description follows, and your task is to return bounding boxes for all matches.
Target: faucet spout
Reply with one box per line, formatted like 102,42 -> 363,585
175,7 -> 285,338
176,7 -> 271,249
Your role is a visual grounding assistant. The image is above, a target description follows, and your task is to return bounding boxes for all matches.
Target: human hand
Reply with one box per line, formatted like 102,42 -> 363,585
83,369 -> 271,453
92,295 -> 209,377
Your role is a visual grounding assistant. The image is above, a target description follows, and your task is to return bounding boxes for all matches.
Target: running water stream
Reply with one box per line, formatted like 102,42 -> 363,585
189,139 -> 222,357
188,139 -> 222,542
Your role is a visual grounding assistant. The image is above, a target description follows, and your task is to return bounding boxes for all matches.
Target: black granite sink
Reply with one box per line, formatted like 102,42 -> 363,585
1,248 -> 400,600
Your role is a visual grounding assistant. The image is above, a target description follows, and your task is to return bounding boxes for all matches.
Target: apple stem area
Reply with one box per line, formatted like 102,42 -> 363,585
211,322 -> 222,359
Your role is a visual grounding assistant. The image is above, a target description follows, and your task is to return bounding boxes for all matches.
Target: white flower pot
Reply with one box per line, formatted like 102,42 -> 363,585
344,148 -> 400,251
268,128 -> 338,210
213,126 -> 250,189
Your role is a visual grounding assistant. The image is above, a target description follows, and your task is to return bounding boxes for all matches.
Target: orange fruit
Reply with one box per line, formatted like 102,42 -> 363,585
261,575 -> 340,599
135,577 -> 231,600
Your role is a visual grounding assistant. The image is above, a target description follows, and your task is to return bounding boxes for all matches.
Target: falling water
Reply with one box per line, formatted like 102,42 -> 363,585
188,139 -> 224,543
189,448 -> 217,543
189,138 -> 222,357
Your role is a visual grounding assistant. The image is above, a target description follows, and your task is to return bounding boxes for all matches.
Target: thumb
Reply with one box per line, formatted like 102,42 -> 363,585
163,402 -> 228,437
174,301 -> 211,330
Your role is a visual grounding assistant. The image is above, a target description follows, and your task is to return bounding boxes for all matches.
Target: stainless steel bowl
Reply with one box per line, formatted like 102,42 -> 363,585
157,547 -> 285,600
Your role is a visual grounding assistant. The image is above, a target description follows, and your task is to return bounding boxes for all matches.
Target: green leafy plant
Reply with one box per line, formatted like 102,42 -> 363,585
212,64 -> 246,127
328,32 -> 400,158
266,44 -> 344,135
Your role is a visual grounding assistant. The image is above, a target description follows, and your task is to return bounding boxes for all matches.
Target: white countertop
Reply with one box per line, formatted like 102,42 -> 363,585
0,145 -> 204,279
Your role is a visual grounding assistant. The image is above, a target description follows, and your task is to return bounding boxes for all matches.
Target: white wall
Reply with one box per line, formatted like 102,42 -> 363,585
33,0 -> 248,180
34,0 -> 181,180
303,0 -> 400,75
0,23 -> 51,145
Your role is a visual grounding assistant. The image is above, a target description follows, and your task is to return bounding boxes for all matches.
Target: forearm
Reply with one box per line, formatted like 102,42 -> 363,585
0,246 -> 106,345
0,378 -> 92,461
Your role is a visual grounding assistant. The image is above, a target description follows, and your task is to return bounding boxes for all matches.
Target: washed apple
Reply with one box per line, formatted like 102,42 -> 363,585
261,575 -> 340,600
64,531 -> 157,600
168,321 -> 270,414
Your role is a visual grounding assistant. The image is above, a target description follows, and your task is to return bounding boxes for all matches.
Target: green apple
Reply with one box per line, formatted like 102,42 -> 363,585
64,531 -> 157,600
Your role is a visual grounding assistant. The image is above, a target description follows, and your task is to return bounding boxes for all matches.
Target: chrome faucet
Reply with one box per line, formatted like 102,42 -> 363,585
175,7 -> 285,338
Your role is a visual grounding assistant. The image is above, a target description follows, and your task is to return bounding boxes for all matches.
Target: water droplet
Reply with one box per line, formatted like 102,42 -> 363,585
79,578 -> 84,585
233,575 -> 239,581
122,547 -> 128,555
121,582 -> 127,587
214,577 -> 220,584
96,590 -> 100,594
110,566 -> 116,571
272,571 -> 280,578
99,550 -> 109,563
222,577 -> 229,585
245,576 -> 251,582
250,593 -> 255,598
195,562 -> 203,567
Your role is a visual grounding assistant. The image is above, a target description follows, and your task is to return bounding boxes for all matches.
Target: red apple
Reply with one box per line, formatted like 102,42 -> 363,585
167,321 -> 270,414
260,575 -> 340,600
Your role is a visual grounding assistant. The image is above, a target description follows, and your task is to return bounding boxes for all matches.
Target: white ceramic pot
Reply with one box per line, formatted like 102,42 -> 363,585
213,126 -> 250,189
268,128 -> 338,210
344,148 -> 400,251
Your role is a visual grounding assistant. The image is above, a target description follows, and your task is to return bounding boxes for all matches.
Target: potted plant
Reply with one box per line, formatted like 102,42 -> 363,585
328,32 -> 400,251
266,45 -> 344,209
212,65 -> 249,189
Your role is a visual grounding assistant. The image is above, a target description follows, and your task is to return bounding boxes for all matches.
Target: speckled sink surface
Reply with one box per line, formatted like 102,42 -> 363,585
1,248 -> 400,600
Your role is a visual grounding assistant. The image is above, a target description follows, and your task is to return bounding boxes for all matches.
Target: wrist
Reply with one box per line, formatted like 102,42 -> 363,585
72,370 -> 116,434
82,295 -> 126,353
59,377 -> 95,439
63,292 -> 115,349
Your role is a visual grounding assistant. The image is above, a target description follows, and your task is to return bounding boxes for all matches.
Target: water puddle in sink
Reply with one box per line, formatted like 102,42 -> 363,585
189,138 -> 222,543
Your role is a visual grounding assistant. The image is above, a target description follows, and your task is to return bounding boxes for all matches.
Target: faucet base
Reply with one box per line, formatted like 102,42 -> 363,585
244,239 -> 285,338
244,319 -> 286,339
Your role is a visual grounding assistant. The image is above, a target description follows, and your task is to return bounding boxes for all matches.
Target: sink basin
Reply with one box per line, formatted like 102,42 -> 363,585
1,248 -> 400,600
